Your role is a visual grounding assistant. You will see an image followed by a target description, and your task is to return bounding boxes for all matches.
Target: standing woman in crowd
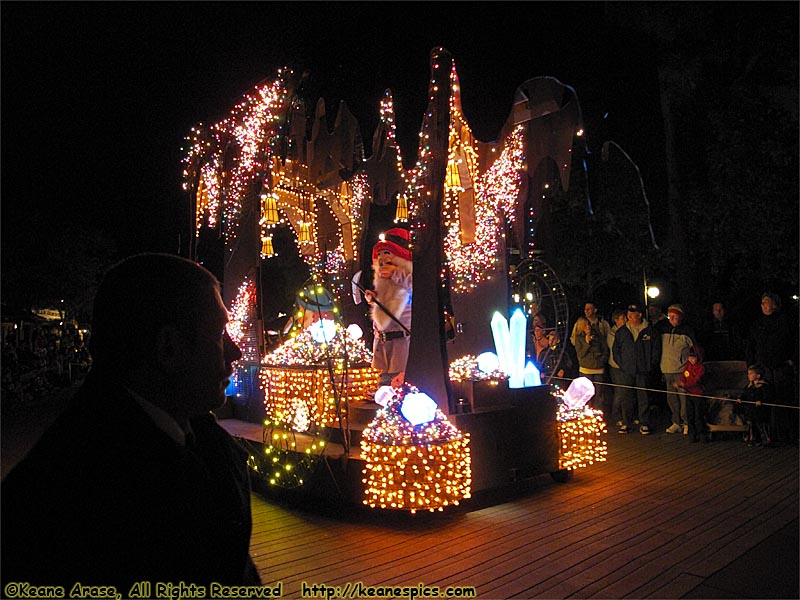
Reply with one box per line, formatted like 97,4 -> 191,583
573,316 -> 609,414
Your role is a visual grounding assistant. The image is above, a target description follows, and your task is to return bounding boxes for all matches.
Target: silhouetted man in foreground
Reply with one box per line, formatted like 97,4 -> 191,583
2,254 -> 261,591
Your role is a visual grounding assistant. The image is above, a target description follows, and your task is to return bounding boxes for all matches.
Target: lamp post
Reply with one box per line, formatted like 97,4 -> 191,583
642,268 -> 661,309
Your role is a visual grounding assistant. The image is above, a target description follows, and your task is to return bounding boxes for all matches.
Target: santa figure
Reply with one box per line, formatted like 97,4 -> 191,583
364,228 -> 412,387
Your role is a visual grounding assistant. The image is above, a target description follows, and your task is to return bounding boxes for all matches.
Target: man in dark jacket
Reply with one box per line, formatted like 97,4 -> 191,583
614,304 -> 662,435
2,254 -> 261,593
699,301 -> 744,361
746,292 -> 797,442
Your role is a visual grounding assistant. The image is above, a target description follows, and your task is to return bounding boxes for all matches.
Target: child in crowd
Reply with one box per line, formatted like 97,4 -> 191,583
675,346 -> 706,442
736,364 -> 774,447
537,330 -> 575,385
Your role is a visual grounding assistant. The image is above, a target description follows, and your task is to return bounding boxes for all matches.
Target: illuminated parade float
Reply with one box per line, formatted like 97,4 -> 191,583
182,48 -> 606,512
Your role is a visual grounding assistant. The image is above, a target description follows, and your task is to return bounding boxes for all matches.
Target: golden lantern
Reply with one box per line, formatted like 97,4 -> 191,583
445,160 -> 462,189
394,195 -> 409,223
261,193 -> 279,225
298,221 -> 311,244
261,235 -> 275,257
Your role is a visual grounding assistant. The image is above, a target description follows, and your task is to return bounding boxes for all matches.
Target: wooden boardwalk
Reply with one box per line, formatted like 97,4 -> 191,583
246,423 -> 799,599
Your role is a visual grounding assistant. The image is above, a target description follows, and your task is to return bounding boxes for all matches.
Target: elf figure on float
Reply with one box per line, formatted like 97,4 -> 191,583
363,228 -> 412,388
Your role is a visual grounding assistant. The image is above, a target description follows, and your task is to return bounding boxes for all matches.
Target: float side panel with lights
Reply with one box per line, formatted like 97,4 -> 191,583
261,365 -> 379,429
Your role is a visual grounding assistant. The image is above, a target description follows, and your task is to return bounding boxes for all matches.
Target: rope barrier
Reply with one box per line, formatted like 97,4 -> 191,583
549,376 -> 800,410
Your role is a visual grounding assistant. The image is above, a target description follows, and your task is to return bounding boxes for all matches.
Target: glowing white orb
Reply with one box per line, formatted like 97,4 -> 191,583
346,323 -> 363,340
374,385 -> 395,408
310,319 -> 337,343
476,352 -> 500,374
400,391 -> 438,426
564,377 -> 595,410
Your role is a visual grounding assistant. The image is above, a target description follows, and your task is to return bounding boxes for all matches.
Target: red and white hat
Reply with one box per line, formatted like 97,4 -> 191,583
372,228 -> 412,262
667,304 -> 685,317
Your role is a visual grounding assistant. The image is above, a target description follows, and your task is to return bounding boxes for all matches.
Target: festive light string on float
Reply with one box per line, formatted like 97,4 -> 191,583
348,174 -> 369,262
264,325 -> 373,367
324,246 -> 347,280
226,280 -> 254,342
398,49 -> 454,235
480,125 -> 525,224
218,77 -> 289,244
446,125 -> 526,294
256,317 -> 379,490
222,278 -> 259,398
265,157 -> 365,281
182,71 -> 291,245
245,416 -> 326,489
260,322 -> 379,429
399,56 -> 527,295
441,62 -> 470,252
551,383 -> 608,470
181,124 -> 213,194
373,90 -> 412,225
448,354 -> 508,382
313,189 -> 350,295
226,279 -> 258,363
361,385 -> 472,513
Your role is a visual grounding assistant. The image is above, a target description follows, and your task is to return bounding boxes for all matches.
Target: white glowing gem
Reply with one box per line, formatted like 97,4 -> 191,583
490,312 -> 512,376
346,323 -> 363,340
400,392 -> 438,426
508,309 -> 527,388
476,352 -> 500,374
310,319 -> 337,343
374,385 -> 395,408
523,361 -> 542,387
563,377 -> 595,410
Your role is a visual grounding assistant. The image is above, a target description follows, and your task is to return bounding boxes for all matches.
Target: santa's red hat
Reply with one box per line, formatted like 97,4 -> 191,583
372,228 -> 412,262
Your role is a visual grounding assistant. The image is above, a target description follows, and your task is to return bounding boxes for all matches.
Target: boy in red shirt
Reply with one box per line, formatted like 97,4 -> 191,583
674,346 -> 707,442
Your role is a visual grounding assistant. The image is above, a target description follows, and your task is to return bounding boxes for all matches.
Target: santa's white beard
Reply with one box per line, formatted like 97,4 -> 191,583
372,268 -> 412,331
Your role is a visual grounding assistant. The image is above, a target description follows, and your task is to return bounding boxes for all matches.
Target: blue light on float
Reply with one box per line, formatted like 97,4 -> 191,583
400,391 -> 438,426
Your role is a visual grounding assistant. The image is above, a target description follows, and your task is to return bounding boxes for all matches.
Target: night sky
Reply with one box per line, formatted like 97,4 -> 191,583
2,3 -> 793,309
1,3 -> 659,255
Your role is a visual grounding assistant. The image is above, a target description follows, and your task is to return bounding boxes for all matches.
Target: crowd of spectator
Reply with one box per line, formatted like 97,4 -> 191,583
534,292 -> 799,445
1,325 -> 91,400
